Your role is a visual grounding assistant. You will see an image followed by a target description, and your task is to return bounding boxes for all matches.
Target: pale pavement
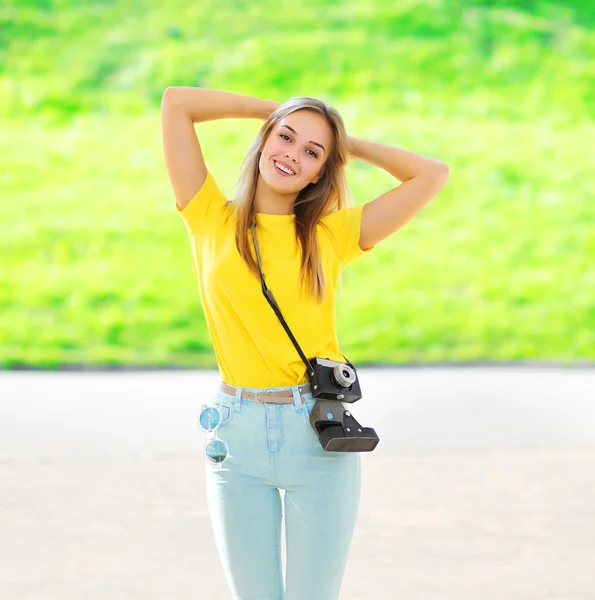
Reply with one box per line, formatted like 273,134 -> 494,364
0,367 -> 594,600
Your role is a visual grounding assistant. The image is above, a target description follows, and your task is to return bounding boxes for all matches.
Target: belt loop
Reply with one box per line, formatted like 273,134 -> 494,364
234,385 -> 242,414
291,386 -> 303,413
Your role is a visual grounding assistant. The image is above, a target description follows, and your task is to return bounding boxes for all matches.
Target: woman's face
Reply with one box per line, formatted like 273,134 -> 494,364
259,110 -> 333,193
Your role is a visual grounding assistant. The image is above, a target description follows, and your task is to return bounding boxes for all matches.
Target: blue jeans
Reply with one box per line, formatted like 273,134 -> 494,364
200,382 -> 361,600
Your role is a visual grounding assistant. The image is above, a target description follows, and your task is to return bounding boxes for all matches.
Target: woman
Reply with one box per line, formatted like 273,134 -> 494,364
161,87 -> 449,600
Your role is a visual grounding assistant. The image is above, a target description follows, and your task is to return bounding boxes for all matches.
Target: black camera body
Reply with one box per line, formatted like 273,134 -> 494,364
306,357 -> 379,453
307,357 -> 362,403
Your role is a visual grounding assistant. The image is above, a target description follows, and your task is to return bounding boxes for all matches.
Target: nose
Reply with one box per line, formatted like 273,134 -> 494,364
284,150 -> 298,163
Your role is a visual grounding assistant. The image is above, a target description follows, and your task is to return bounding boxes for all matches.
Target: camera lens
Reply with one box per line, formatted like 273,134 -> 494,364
333,364 -> 356,388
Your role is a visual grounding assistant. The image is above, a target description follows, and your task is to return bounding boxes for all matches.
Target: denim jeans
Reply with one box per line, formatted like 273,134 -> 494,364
199,382 -> 361,600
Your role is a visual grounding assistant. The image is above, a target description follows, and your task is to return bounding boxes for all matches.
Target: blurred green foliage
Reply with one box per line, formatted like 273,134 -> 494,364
1,0 -> 593,368
2,0 -> 595,122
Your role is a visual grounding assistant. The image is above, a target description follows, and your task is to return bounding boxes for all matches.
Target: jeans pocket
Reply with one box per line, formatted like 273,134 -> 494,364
215,403 -> 233,424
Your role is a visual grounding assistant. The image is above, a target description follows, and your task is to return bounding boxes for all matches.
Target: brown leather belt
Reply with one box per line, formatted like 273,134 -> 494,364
219,382 -> 312,404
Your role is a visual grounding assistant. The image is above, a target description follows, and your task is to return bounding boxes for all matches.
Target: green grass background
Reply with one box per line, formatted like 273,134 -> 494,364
1,0 -> 593,368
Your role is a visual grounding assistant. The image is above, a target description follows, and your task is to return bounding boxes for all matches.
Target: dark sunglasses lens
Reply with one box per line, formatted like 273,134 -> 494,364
205,439 -> 228,464
199,406 -> 221,431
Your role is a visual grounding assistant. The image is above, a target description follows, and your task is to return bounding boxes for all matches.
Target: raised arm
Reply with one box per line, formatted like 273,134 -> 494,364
161,87 -> 280,210
347,135 -> 450,251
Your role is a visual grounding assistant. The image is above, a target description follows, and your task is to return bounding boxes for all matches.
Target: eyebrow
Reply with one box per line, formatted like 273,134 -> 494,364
279,125 -> 326,153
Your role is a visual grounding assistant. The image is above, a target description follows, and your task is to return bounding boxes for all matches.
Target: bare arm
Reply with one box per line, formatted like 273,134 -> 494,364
347,135 -> 449,250
161,87 -> 280,209
347,135 -> 446,183
163,87 -> 280,124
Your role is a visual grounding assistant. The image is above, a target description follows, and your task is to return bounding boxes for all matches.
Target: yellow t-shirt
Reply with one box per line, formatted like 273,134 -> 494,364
176,171 -> 374,388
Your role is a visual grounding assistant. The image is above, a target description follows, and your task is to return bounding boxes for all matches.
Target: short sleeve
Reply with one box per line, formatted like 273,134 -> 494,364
321,203 -> 375,268
175,171 -> 229,235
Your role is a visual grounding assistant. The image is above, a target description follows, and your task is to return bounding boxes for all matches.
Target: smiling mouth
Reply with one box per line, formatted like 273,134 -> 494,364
273,160 -> 296,176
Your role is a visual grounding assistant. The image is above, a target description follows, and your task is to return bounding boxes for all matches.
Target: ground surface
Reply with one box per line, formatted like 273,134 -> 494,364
0,367 -> 594,599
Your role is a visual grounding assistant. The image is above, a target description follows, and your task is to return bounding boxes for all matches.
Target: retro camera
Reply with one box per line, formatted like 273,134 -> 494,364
306,357 -> 379,453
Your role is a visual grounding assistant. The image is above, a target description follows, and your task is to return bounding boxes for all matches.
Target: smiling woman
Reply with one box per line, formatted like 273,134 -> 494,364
253,109 -> 334,214
161,86 -> 448,600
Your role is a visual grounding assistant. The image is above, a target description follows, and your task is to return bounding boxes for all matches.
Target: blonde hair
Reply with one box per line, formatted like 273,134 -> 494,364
226,97 -> 352,303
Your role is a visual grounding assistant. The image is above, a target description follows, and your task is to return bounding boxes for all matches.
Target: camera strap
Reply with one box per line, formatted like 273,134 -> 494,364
249,222 -> 316,379
249,221 -> 352,378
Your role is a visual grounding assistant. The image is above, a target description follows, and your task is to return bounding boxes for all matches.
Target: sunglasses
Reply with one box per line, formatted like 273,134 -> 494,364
198,404 -> 230,469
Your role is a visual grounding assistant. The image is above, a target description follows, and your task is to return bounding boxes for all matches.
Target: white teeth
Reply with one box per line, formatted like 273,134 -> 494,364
275,161 -> 294,175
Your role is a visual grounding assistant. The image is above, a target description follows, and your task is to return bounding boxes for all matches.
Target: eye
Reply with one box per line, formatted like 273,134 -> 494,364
279,133 -> 318,158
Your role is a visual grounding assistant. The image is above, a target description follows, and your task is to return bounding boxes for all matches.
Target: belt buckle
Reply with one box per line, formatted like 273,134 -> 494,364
255,389 -> 277,403
254,391 -> 268,403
